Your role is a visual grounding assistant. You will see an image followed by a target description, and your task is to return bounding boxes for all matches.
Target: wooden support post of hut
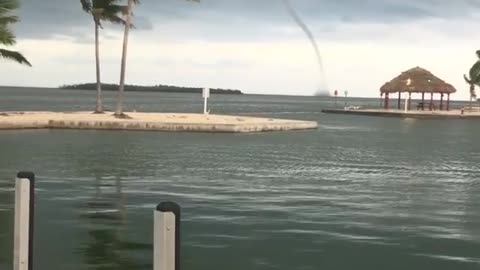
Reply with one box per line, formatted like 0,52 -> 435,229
384,93 -> 389,109
430,92 -> 434,111
379,67 -> 456,112
397,92 -> 401,109
421,92 -> 425,110
440,93 -> 444,110
408,92 -> 412,110
447,93 -> 451,111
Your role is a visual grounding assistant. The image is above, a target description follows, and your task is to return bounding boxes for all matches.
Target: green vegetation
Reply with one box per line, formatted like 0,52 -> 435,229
464,50 -> 480,101
0,0 -> 30,66
60,83 -> 243,95
80,0 -> 128,113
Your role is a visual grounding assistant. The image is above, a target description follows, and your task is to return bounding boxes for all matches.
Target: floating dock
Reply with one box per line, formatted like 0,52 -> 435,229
322,108 -> 480,119
0,112 -> 318,133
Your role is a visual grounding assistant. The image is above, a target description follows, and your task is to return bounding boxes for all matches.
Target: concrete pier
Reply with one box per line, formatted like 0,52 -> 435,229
0,112 -> 318,133
322,108 -> 480,119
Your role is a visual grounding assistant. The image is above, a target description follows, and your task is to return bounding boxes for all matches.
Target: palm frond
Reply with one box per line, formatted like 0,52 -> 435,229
0,0 -> 19,15
0,15 -> 18,25
469,61 -> 480,83
0,26 -> 16,46
83,1 -> 132,26
0,0 -> 19,27
80,0 -> 92,12
464,74 -> 472,84
0,0 -> 30,66
102,14 -> 125,25
107,4 -> 128,15
0,48 -> 31,66
0,0 -> 18,45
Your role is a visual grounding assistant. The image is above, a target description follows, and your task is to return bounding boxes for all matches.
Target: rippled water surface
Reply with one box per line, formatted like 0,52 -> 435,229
0,87 -> 479,270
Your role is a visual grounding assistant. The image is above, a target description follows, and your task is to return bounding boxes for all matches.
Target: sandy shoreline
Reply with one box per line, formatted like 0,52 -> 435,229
0,111 -> 318,133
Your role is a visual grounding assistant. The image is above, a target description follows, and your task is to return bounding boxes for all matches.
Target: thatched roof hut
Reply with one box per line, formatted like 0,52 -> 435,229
379,67 -> 456,111
380,67 -> 456,94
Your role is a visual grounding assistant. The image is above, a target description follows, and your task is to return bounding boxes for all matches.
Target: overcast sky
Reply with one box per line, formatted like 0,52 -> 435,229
2,0 -> 480,98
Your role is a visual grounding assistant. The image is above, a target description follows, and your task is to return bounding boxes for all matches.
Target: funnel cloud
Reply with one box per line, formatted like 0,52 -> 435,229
282,0 -> 329,96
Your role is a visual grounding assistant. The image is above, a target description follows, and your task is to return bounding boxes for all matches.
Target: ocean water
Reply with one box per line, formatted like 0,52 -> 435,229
0,87 -> 479,270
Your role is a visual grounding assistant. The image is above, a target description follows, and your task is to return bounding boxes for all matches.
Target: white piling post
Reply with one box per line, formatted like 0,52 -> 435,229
404,95 -> 409,113
202,88 -> 210,114
14,172 -> 35,270
154,202 -> 180,270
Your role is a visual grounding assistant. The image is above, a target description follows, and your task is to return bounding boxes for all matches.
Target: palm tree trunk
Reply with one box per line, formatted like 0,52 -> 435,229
95,21 -> 103,113
115,0 -> 134,117
471,84 -> 475,110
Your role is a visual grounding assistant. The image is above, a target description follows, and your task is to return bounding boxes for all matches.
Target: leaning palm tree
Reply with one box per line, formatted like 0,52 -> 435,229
114,0 -> 199,118
81,0 -> 127,113
114,0 -> 138,118
464,50 -> 480,109
0,0 -> 31,66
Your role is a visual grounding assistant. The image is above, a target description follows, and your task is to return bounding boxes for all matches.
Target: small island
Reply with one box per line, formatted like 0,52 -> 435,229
60,83 -> 243,95
0,112 -> 318,133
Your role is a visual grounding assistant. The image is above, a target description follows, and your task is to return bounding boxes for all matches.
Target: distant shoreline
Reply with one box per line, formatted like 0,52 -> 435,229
59,83 -> 243,95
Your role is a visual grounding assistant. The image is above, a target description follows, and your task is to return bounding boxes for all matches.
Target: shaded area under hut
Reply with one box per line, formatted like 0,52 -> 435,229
380,67 -> 457,111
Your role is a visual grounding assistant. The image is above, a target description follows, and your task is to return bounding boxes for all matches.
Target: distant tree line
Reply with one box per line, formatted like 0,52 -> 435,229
59,83 -> 243,95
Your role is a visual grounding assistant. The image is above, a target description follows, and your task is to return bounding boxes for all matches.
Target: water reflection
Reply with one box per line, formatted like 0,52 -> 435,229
0,181 -> 13,269
1,91 -> 480,269
77,176 -> 150,270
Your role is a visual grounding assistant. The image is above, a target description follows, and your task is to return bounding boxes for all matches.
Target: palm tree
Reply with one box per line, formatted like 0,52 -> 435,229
114,0 -> 137,118
464,50 -> 480,109
81,0 -> 127,114
0,0 -> 31,66
114,0 -> 199,118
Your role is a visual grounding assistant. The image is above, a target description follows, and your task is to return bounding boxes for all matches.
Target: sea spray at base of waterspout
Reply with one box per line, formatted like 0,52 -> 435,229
314,89 -> 331,97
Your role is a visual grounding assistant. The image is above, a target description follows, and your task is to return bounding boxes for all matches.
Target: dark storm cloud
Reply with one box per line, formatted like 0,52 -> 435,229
15,0 -> 153,39
14,0 -> 480,40
143,0 -> 480,25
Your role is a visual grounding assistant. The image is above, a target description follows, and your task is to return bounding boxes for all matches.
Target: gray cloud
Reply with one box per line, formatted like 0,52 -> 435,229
15,0 -> 152,39
139,0 -> 480,24
14,0 -> 480,41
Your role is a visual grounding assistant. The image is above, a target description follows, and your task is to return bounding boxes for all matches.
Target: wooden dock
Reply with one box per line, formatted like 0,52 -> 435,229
322,108 -> 480,119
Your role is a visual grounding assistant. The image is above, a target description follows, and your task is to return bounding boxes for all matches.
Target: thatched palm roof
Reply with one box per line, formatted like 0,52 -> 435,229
380,67 -> 456,94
